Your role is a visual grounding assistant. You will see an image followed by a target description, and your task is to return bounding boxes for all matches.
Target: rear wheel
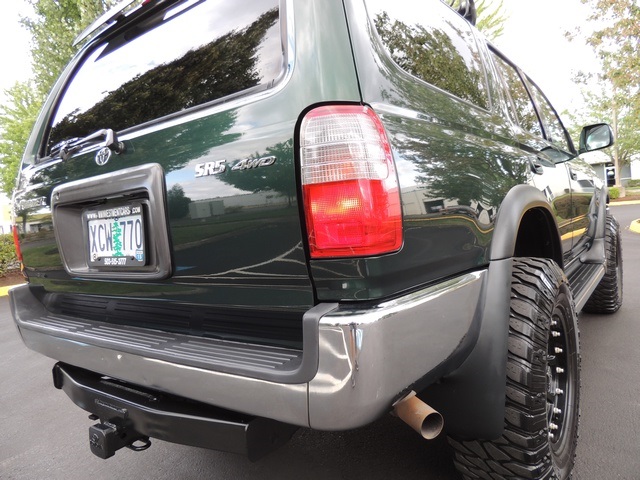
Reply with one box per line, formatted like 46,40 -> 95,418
583,214 -> 623,314
450,258 -> 580,479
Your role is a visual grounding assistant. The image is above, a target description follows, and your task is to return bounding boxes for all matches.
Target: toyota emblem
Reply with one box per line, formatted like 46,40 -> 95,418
95,147 -> 112,166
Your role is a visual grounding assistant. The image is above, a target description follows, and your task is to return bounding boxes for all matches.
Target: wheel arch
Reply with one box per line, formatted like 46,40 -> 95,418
490,184 -> 563,268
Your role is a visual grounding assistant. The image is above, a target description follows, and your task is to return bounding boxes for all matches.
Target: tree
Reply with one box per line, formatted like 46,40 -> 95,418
23,0 -> 115,98
475,0 -> 506,41
565,69 -> 640,186
0,81 -> 41,195
447,0 -> 507,41
569,0 -> 640,187
0,0 -> 116,197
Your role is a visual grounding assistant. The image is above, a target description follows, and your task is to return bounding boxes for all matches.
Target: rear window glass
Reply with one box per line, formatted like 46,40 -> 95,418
491,52 -> 543,138
365,0 -> 489,109
47,0 -> 282,155
525,77 -> 572,152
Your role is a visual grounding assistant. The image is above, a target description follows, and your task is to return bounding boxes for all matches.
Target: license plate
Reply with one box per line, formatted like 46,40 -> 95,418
86,203 -> 146,267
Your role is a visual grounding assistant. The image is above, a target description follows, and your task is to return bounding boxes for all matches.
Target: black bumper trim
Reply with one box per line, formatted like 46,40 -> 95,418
53,363 -> 298,461
11,283 -> 326,384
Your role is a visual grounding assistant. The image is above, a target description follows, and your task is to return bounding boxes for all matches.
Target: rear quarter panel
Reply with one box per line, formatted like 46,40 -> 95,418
312,0 -> 532,301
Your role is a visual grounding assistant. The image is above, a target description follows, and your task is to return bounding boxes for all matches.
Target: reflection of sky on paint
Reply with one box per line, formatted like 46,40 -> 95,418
173,176 -> 247,201
52,0 -> 280,127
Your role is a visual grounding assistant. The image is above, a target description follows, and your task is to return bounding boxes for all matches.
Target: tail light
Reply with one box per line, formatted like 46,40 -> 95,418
299,105 -> 402,258
12,225 -> 23,263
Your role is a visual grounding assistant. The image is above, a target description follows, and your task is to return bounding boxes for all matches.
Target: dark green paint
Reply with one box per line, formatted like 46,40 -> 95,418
15,0 -> 598,315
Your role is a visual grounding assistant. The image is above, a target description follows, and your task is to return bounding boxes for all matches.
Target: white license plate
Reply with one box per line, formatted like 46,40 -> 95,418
86,204 -> 146,267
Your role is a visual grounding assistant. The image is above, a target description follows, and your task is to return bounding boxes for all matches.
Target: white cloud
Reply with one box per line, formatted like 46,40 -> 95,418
0,3 -> 33,99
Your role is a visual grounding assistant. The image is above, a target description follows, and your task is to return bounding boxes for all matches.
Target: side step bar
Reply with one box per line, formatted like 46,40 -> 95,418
566,261 -> 605,312
52,363 -> 298,461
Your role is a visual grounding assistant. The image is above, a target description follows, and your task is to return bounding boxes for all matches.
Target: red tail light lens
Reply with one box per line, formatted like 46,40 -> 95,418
300,105 -> 402,258
12,225 -> 23,263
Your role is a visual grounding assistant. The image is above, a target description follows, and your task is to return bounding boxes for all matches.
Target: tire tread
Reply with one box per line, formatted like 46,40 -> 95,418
449,258 -> 580,480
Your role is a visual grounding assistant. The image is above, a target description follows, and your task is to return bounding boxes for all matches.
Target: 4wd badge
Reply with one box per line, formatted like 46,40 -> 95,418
195,156 -> 276,178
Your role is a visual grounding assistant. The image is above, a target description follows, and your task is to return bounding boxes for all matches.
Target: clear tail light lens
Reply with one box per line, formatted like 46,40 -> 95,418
300,105 -> 402,258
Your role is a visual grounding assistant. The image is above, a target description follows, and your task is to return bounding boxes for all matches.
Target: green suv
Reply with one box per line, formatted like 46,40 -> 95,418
10,0 -> 621,478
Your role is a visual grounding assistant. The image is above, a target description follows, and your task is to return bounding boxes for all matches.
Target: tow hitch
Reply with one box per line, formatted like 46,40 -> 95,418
89,419 -> 151,459
52,363 -> 298,460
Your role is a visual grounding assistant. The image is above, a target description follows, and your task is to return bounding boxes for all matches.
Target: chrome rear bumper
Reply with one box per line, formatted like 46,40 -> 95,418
10,270 -> 484,430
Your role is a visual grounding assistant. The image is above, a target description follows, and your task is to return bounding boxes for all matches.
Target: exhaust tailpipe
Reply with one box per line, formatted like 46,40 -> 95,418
393,392 -> 444,440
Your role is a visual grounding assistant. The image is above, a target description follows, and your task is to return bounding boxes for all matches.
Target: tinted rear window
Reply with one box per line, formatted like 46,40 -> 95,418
47,0 -> 282,155
365,0 -> 489,109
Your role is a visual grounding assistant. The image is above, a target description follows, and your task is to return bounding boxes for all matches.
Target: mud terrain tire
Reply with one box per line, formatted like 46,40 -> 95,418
583,214 -> 623,314
450,258 -> 580,479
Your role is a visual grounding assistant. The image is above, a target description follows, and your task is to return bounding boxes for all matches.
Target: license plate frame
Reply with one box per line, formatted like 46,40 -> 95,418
52,164 -> 172,280
85,203 -> 147,268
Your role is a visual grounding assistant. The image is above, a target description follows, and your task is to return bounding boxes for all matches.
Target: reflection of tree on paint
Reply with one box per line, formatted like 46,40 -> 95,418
413,139 -> 528,209
374,12 -> 487,108
371,11 -> 528,211
167,184 -> 192,219
34,110 -> 240,200
48,8 -> 279,150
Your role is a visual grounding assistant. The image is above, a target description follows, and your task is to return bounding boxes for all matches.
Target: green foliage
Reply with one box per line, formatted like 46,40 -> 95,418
627,179 -> 640,188
0,234 -> 19,276
447,0 -> 506,41
0,81 -> 42,196
475,0 -> 506,41
568,1 -> 640,186
0,0 -> 116,197
23,0 -> 116,98
581,1 -> 640,92
608,187 -> 620,200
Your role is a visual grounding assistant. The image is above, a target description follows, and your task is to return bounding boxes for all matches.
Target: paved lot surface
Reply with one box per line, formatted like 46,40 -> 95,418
1,203 -> 639,479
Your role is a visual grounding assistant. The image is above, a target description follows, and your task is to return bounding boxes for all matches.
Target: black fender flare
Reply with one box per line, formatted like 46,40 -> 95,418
490,184 -> 562,265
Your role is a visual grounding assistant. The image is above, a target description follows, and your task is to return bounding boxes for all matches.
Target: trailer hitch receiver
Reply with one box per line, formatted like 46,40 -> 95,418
89,422 -> 151,459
